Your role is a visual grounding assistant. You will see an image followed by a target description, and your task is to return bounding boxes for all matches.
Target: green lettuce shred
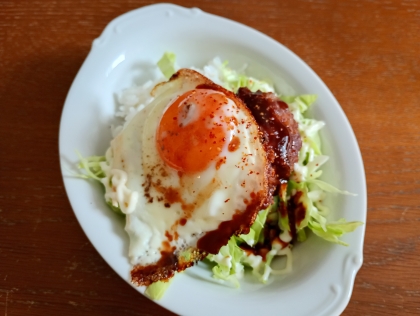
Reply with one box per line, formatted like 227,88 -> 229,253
280,94 -> 318,112
217,60 -> 274,93
145,279 -> 173,300
157,52 -> 177,79
76,151 -> 106,181
76,151 -> 124,215
308,219 -> 363,246
309,179 -> 357,196
206,238 -> 245,287
238,198 -> 276,246
297,229 -> 307,242
207,200 -> 284,285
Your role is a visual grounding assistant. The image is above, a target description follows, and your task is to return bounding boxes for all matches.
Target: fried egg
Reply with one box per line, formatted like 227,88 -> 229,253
107,69 -> 269,285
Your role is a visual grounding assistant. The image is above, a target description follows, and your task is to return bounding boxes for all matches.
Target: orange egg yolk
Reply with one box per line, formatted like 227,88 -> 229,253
157,89 -> 230,174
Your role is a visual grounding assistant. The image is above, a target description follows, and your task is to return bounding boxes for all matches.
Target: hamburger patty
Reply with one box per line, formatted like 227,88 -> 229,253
237,87 -> 302,205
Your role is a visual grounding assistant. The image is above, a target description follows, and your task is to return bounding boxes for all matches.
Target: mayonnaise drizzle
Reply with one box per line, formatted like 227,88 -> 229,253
100,149 -> 139,215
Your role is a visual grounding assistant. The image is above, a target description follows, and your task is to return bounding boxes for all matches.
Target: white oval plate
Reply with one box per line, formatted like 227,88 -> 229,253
59,3 -> 367,316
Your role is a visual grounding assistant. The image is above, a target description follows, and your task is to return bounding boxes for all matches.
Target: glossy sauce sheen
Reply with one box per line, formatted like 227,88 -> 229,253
288,191 -> 305,238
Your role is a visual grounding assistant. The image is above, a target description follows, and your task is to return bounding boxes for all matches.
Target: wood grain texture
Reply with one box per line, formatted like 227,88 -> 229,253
1,0 -> 419,315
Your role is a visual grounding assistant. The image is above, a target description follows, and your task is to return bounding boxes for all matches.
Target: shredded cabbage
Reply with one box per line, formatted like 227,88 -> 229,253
211,60 -> 274,93
76,151 -> 106,181
206,238 -> 245,287
157,52 -> 177,79
145,279 -> 173,300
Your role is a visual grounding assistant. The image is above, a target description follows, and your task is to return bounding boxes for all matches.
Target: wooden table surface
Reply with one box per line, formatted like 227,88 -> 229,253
1,0 -> 419,315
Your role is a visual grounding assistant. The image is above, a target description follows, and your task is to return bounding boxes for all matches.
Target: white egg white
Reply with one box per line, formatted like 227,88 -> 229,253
107,69 -> 268,267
